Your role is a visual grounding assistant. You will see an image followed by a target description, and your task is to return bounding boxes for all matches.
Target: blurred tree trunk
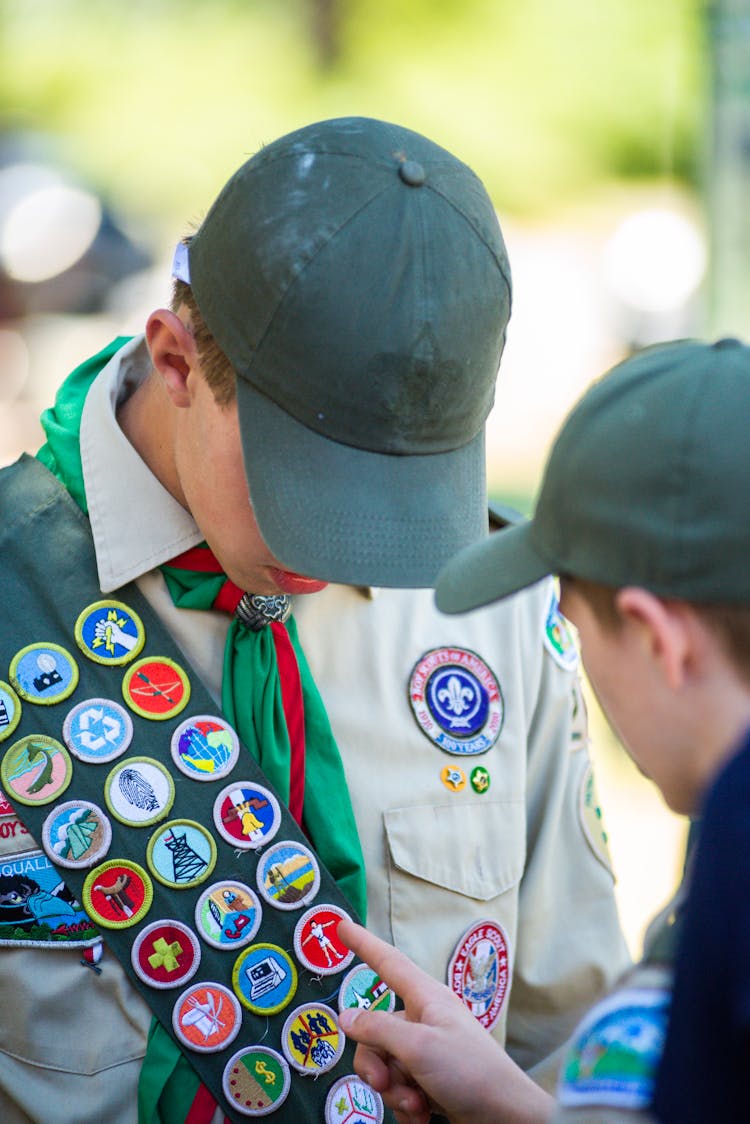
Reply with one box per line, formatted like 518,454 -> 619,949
309,0 -> 341,68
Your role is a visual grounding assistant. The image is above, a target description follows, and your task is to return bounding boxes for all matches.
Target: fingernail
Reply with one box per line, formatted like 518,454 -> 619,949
338,1009 -> 357,1031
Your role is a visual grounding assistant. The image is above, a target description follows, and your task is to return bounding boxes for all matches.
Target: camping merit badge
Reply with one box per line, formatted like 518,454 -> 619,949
409,647 -> 504,755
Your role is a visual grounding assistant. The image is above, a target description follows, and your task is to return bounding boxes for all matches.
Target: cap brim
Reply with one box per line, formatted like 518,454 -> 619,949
435,519 -> 553,613
237,381 -> 489,588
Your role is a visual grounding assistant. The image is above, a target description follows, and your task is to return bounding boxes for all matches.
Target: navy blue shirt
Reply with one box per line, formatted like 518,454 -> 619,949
652,727 -> 750,1122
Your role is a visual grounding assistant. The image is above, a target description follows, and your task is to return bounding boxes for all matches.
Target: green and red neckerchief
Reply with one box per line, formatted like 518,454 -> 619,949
37,338 -> 367,1124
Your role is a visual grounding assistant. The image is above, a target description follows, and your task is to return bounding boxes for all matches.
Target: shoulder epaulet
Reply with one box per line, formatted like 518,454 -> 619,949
488,501 -> 525,532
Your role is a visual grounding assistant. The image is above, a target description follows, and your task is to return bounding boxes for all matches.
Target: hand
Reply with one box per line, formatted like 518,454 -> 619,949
94,618 -> 137,651
337,919 -> 555,1124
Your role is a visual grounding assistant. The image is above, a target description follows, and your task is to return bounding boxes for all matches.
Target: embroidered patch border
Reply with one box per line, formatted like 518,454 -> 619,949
212,782 -> 282,851
41,799 -> 112,870
231,942 -> 298,1016
447,918 -> 510,1031
104,756 -> 175,828
281,1002 -> 345,1076
222,1045 -> 291,1116
170,714 -> 240,782
325,1074 -> 385,1124
173,981 -> 243,1055
1,734 -> 73,807
256,840 -> 321,912
0,680 -> 22,743
338,963 -> 396,1015
82,858 -> 153,929
194,879 -> 263,951
146,818 -> 217,890
131,919 -> 202,990
121,656 -> 191,721
293,904 -> 355,977
63,697 -> 134,764
74,599 -> 146,666
9,642 -> 79,706
408,647 -> 504,756
0,848 -> 100,948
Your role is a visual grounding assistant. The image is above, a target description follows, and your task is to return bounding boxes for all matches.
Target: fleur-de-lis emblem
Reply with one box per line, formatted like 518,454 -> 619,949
437,674 -> 474,715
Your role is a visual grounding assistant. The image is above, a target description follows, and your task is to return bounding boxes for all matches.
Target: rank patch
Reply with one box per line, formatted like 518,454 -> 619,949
213,782 -> 281,851
281,1002 -> 345,1076
83,858 -> 153,929
223,1045 -> 291,1116
0,681 -> 22,742
256,840 -> 321,911
122,656 -> 190,720
75,600 -> 145,666
10,642 -> 79,706
131,919 -> 202,989
63,697 -> 133,764
448,919 -> 510,1031
544,591 -> 579,671
440,765 -> 466,792
42,799 -> 112,869
104,756 -> 175,827
294,904 -> 355,977
1,735 -> 72,806
0,849 -> 99,948
232,942 -> 298,1015
338,963 -> 395,1015
147,819 -> 217,890
325,1075 -> 385,1124
194,880 -> 262,951
173,981 -> 243,1054
470,765 -> 491,794
409,647 -> 504,755
171,715 -> 240,781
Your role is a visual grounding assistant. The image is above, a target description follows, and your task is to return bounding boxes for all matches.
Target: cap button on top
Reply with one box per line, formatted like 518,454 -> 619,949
399,160 -> 426,186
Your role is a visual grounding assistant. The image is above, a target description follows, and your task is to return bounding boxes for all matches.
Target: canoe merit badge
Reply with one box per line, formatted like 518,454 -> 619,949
194,880 -> 262,950
9,642 -> 79,706
212,782 -> 281,850
222,1045 -> 291,1117
0,681 -> 22,743
82,858 -> 153,929
104,757 -> 175,827
0,849 -> 99,948
173,981 -> 243,1054
408,647 -> 504,756
74,600 -> 145,666
231,942 -> 298,1016
448,919 -> 510,1032
325,1075 -> 385,1124
256,840 -> 321,911
146,819 -> 217,890
293,904 -> 355,976
63,698 -> 133,764
1,735 -> 72,806
170,715 -> 240,781
121,656 -> 190,721
131,919 -> 201,989
338,963 -> 396,1015
281,1002 -> 345,1076
41,800 -> 112,869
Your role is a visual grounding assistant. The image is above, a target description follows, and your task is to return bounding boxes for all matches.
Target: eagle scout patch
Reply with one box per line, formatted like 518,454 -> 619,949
579,763 -> 614,875
0,849 -> 99,947
1,734 -> 72,806
173,981 -> 243,1054
448,919 -> 510,1031
0,681 -> 22,742
338,963 -> 396,1014
558,987 -> 670,1109
63,697 -> 133,764
281,1002 -> 345,1075
170,715 -> 240,781
104,756 -> 175,827
194,880 -> 262,951
131,919 -> 202,989
544,591 -> 579,671
213,782 -> 281,851
232,942 -> 298,1015
222,1045 -> 291,1116
9,642 -> 79,705
42,799 -> 112,869
74,600 -> 145,666
256,840 -> 321,911
294,904 -> 355,977
325,1075 -> 385,1124
146,819 -> 217,890
121,656 -> 190,720
409,647 -> 504,755
82,858 -> 153,929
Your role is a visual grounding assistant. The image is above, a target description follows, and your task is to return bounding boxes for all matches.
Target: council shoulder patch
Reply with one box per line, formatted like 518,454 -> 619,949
42,799 -> 112,869
338,963 -> 395,1015
131,919 -> 201,989
232,942 -> 298,1016
408,647 -> 504,756
171,715 -> 240,781
74,600 -> 145,666
63,697 -> 133,763
558,986 -> 670,1109
0,681 -> 22,742
1,734 -> 72,806
194,879 -> 262,951
173,981 -> 243,1054
122,656 -> 190,720
544,590 -> 579,671
281,1002 -> 345,1076
325,1074 -> 385,1124
83,858 -> 153,929
10,642 -> 79,705
256,840 -> 321,911
223,1045 -> 291,1116
147,819 -> 217,890
448,918 -> 510,1031
104,756 -> 175,827
213,782 -> 281,850
0,849 -> 99,948
294,904 -> 355,977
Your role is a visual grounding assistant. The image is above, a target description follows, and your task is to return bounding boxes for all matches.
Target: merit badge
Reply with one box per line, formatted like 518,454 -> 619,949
104,756 -> 175,828
470,765 -> 491,794
173,981 -> 243,1054
9,642 -> 79,706
544,591 -> 579,671
0,681 -> 22,742
325,1075 -> 385,1124
194,880 -> 262,951
213,782 -> 281,851
42,799 -> 112,869
338,963 -> 396,1015
294,904 -> 355,977
74,600 -> 145,666
82,858 -> 153,929
0,849 -> 99,948
281,1002 -> 345,1076
63,697 -> 133,764
131,919 -> 202,989
448,919 -> 510,1031
409,647 -> 504,755
558,987 -> 670,1109
256,840 -> 321,911
223,1045 -> 291,1117
1,735 -> 72,806
440,764 -> 466,792
232,942 -> 298,1016
121,656 -> 190,720
147,819 -> 217,890
579,763 -> 614,875
170,715 -> 240,782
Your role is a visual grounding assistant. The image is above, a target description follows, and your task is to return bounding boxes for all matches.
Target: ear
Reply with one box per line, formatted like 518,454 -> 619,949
615,587 -> 690,691
145,309 -> 199,408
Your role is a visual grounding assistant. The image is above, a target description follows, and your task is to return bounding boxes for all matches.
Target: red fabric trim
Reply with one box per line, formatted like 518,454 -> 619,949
270,621 -> 306,825
168,546 -> 224,574
185,1082 -> 218,1124
213,580 -> 244,614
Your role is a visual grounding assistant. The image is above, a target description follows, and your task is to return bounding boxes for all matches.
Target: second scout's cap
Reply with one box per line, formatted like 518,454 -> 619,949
436,337 -> 750,612
175,116 -> 511,588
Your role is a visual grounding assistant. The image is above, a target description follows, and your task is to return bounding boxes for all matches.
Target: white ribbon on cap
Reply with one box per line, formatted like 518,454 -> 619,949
171,242 -> 191,284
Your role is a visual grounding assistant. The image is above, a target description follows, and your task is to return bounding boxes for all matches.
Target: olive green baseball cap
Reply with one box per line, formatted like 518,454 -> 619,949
178,116 -> 511,588
436,337 -> 750,612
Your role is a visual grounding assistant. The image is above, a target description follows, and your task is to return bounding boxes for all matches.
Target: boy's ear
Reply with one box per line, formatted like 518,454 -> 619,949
615,587 -> 689,691
145,309 -> 199,407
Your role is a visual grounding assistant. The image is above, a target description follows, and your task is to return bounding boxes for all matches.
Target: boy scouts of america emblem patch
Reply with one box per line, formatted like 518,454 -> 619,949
325,1074 -> 385,1124
448,919 -> 510,1031
409,647 -> 504,755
